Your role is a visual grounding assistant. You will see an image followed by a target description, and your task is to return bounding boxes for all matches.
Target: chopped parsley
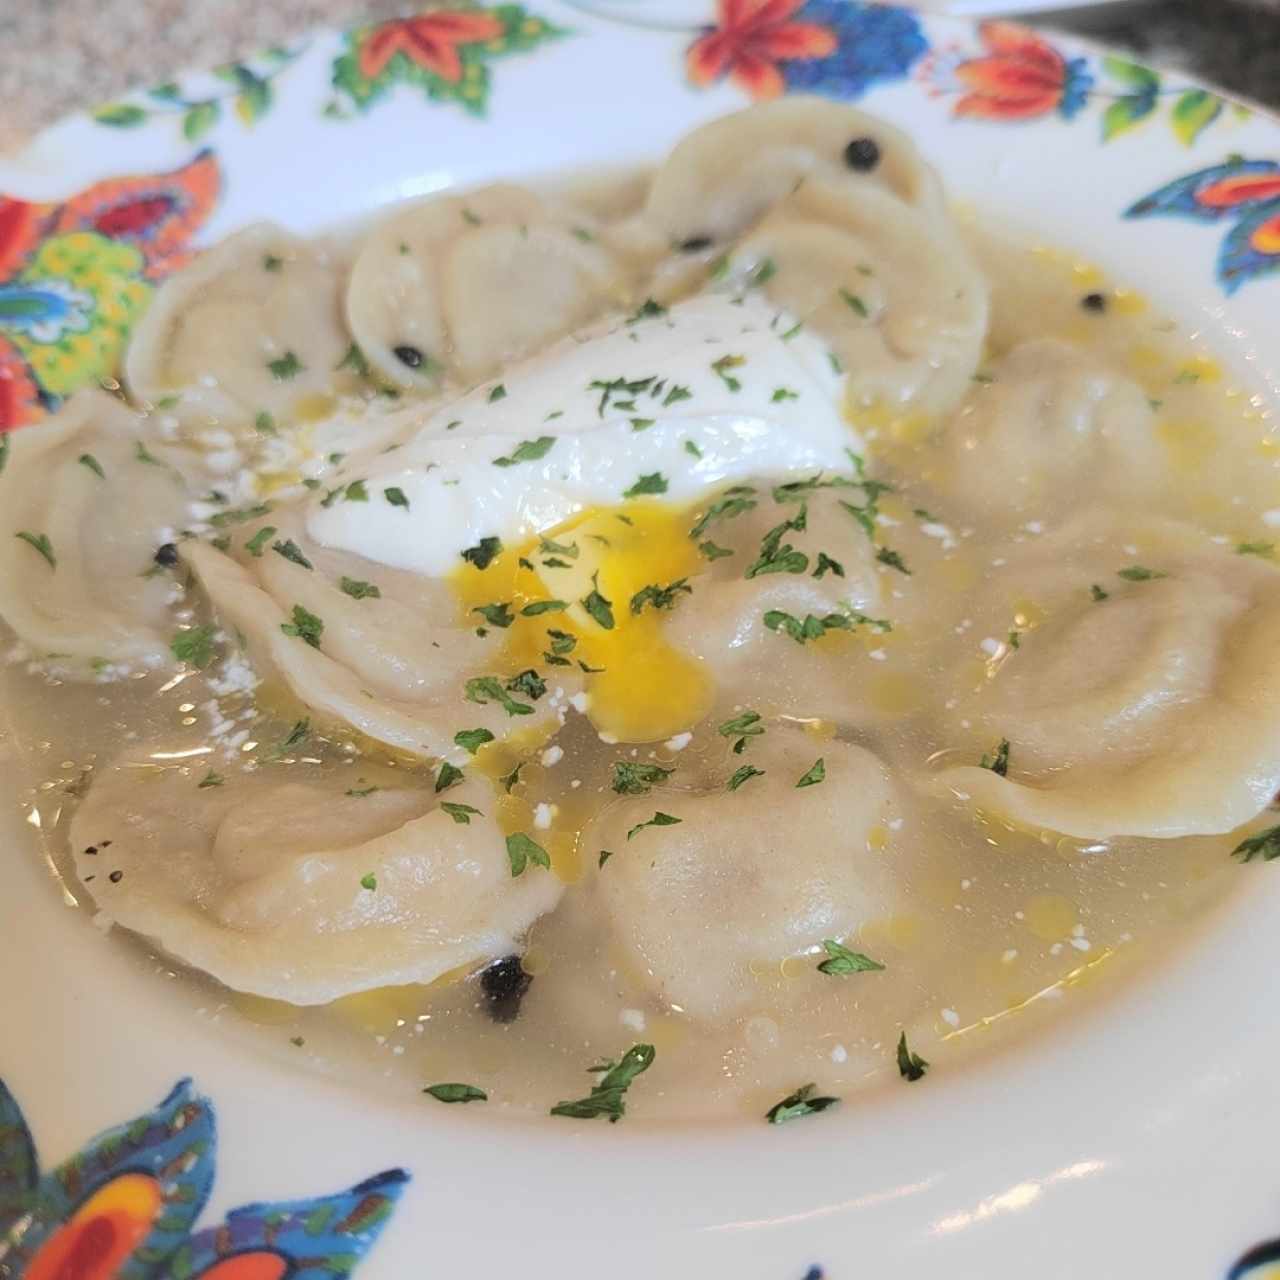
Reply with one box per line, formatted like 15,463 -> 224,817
581,573 -> 615,630
465,675 -> 534,717
838,287 -> 869,318
626,298 -> 667,324
171,624 -> 217,668
630,578 -> 691,614
1237,541 -> 1275,558
211,502 -> 273,529
245,526 -> 276,557
506,669 -> 546,701
771,387 -> 799,403
816,939 -> 884,975
272,539 -> 313,569
15,531 -> 55,569
424,1083 -> 487,1104
550,1044 -> 655,1122
521,599 -> 567,616
198,771 -> 225,789
719,710 -> 763,754
699,540 -> 733,560
340,576 -> 381,600
684,440 -> 703,459
897,1032 -> 929,1082
876,546 -> 911,574
267,350 -> 303,380
746,508 -> 809,578
435,761 -> 464,793
346,785 -> 379,798
1117,565 -> 1165,581
440,801 -> 482,825
612,762 -> 673,795
134,441 -> 164,466
796,758 -> 825,788
344,479 -> 369,503
360,872 -> 377,891
461,536 -> 503,570
493,436 -> 555,467
727,764 -> 764,791
623,472 -> 668,499
472,601 -> 515,629
1232,824 -> 1280,863
263,253 -> 283,271
1090,583 -> 1110,602
813,552 -> 844,579
544,628 -> 576,664
598,849 -> 615,868
711,353 -> 745,391
276,719 -> 311,754
630,417 -> 655,432
488,384 -> 507,403
764,609 -> 889,644
384,486 -> 410,509
588,375 -> 657,417
461,206 -> 483,225
280,604 -> 324,649
626,811 -> 682,840
689,485 -> 757,539
663,384 -> 693,407
0,435 -> 8,476
499,762 -> 524,793
506,831 -> 551,877
77,453 -> 105,479
765,1083 -> 838,1125
980,738 -> 1010,777
336,343 -> 371,378
454,727 -> 495,755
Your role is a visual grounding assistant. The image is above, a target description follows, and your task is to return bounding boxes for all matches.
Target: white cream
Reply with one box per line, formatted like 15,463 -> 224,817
306,293 -> 859,576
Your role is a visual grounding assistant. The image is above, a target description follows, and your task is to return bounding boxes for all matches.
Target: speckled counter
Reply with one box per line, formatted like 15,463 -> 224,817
0,0 -> 1277,153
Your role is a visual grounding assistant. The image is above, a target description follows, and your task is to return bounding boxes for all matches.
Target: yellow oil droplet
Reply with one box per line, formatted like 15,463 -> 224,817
647,1013 -> 692,1053
1176,355 -> 1222,384
1127,343 -> 1167,379
521,945 -> 550,976
865,823 -> 889,851
546,826 -> 584,883
330,978 -> 455,1034
799,717 -> 837,741
293,392 -> 338,422
1111,288 -> 1148,315
1070,261 -> 1104,288
867,670 -> 920,716
1157,418 -> 1218,474
257,470 -> 303,497
1023,894 -> 1078,942
230,992 -> 298,1025
1011,596 -> 1047,630
779,955 -> 809,980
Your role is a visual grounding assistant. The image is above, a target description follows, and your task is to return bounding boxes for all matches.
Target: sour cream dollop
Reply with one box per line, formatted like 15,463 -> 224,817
307,293 -> 860,576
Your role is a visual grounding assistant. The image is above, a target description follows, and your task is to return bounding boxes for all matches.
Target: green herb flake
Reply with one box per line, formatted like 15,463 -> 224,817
344,479 -> 369,503
277,719 -> 311,754
626,811 -> 682,840
839,287 -> 869,318
243,526 -> 275,557
626,298 -> 667,324
630,578 -> 691,615
980,738 -> 1011,777
171,624 -> 217,669
1237,541 -> 1275,558
340,576 -> 381,600
521,599 -> 567,616
765,1083 -> 838,1125
581,573 -> 615,630
210,502 -> 273,529
493,436 -> 555,467
134,441 -> 164,467
280,604 -> 323,649
454,728 -> 495,755
1090,583 -> 1110,602
1117,565 -> 1166,581
461,206 -> 483,226
465,675 -> 533,717
198,771 -> 225,789
499,762 -> 524,793
816,938 -> 884,975
424,1082 -> 487,1104
472,601 -> 515,629
770,387 -> 799,403
612,761 -> 674,795
461,536 -> 502,570
796,757 -> 826,788
684,440 -> 703,459
506,831 -> 551,877
689,487 -> 757,539
550,1044 -> 655,1123
876,546 -> 911,575
78,453 -> 105,479
435,761 -> 464,793
263,253 -> 284,272
711,353 -> 746,392
663,384 -> 693,407
629,417 -> 656,432
267,351 -> 303,381
718,710 -> 763,754
440,801 -> 482,825
1232,824 -> 1280,863
699,539 -> 733,561
360,872 -> 377,892
598,849 -> 614,868
506,668 -> 546,701
272,539 -> 313,570
384,486 -> 410,509
15,531 -> 55,569
623,472 -> 668,500
727,764 -> 765,792
812,552 -> 844,580
897,1032 -> 929,1082
346,785 -> 379,798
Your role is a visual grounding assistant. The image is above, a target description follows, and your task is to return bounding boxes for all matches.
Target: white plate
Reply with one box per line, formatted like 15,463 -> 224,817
2,5 -> 1280,1278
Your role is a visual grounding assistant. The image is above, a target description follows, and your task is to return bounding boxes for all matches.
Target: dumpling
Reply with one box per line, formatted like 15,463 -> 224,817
70,761 -> 562,1003
644,97 -> 947,246
931,339 -> 1162,518
584,729 -> 904,1022
125,223 -> 351,429
932,514 -> 1280,838
181,515 -> 576,761
345,184 -> 628,391
0,390 -> 191,670
664,481 -> 894,725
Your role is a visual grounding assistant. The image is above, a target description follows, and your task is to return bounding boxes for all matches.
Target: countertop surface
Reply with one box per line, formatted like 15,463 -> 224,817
1,0 -> 1277,153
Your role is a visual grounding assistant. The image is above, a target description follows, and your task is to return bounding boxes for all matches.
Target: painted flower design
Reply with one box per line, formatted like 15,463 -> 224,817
331,4 -> 566,116
687,0 -> 926,102
0,151 -> 219,434
1126,157 -> 1280,293
0,1075 -> 406,1280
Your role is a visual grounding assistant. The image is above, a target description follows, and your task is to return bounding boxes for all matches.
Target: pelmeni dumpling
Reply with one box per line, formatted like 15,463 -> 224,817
931,339 -> 1162,518
932,514 -> 1280,838
182,517 -> 576,761
585,729 -> 903,1022
71,762 -> 562,1003
125,223 -> 350,429
644,97 -> 945,246
346,184 -> 627,391
0,390 -> 190,669
665,482 -> 894,725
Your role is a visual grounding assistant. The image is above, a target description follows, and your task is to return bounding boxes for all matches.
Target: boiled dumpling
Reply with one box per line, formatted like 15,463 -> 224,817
125,223 -> 350,429
70,761 -> 562,1003
181,515 -> 576,762
931,339 -> 1162,518
345,184 -> 627,391
932,514 -> 1280,838
644,97 -> 946,246
0,390 -> 190,670
584,729 -> 903,1022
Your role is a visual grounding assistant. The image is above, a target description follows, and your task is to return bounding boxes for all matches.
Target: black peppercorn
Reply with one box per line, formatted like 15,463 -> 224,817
480,954 -> 533,1023
1081,292 -> 1107,313
393,344 -> 426,369
154,543 -> 179,568
844,136 -> 881,171
678,236 -> 714,253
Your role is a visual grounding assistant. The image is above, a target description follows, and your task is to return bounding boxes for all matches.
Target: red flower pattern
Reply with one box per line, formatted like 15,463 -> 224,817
688,0 -> 837,101
357,11 -> 506,83
952,20 -> 1069,120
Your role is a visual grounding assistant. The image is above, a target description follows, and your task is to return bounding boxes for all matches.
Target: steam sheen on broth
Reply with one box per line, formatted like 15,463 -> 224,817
2,100 -> 1277,1123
